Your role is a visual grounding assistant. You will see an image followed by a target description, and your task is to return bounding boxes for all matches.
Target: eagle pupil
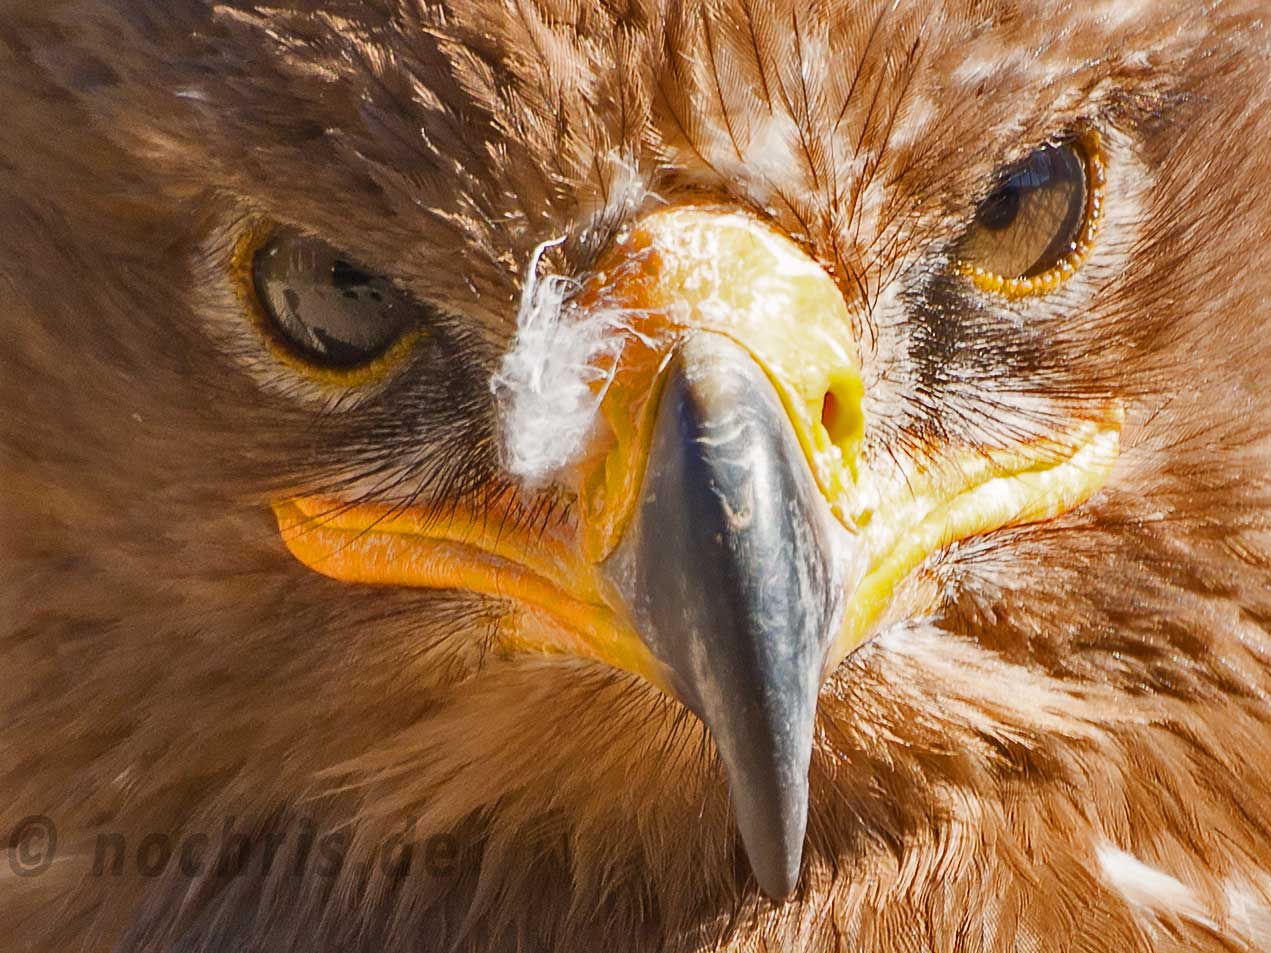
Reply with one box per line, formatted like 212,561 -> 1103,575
977,183 -> 1022,232
331,259 -> 373,289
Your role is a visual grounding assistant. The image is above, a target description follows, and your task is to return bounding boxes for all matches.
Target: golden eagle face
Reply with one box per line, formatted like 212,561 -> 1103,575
5,1 -> 1271,950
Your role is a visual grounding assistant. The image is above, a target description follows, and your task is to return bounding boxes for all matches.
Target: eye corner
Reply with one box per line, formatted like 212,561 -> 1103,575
956,129 -> 1106,299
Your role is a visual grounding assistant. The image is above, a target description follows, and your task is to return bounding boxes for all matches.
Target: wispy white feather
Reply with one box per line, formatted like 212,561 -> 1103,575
491,238 -> 646,487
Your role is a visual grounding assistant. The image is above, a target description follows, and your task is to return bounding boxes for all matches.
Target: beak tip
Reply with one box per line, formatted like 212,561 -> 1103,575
747,832 -> 805,902
728,758 -> 809,902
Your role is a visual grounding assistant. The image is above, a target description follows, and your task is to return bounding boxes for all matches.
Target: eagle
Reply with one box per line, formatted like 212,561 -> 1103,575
4,0 -> 1271,950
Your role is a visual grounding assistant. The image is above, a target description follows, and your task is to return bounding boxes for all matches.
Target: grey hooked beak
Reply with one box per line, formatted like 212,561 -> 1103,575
604,333 -> 845,899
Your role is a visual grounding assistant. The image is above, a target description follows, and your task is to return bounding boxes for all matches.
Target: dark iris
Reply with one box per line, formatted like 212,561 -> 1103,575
251,230 -> 417,368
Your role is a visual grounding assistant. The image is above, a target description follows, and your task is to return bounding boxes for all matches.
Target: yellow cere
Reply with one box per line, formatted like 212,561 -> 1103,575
577,206 -> 869,559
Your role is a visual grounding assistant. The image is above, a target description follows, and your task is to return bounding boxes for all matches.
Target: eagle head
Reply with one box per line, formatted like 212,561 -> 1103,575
4,1 -> 1271,951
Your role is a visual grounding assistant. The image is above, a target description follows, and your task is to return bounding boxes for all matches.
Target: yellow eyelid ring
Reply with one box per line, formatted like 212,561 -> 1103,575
229,222 -> 427,389
957,131 -> 1106,298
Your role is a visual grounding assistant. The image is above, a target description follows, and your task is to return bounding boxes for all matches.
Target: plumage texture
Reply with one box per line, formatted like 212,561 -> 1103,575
3,1 -> 1271,951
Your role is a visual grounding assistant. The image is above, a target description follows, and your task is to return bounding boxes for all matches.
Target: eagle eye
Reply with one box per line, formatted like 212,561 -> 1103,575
241,227 -> 423,373
957,135 -> 1104,297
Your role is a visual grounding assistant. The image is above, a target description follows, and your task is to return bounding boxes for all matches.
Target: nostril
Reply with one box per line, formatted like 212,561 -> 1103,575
820,382 -> 863,450
817,374 -> 866,483
821,391 -> 844,440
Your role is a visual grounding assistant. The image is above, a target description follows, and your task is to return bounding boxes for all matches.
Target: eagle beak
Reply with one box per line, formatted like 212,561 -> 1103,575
603,333 -> 842,897
272,206 -> 1123,901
